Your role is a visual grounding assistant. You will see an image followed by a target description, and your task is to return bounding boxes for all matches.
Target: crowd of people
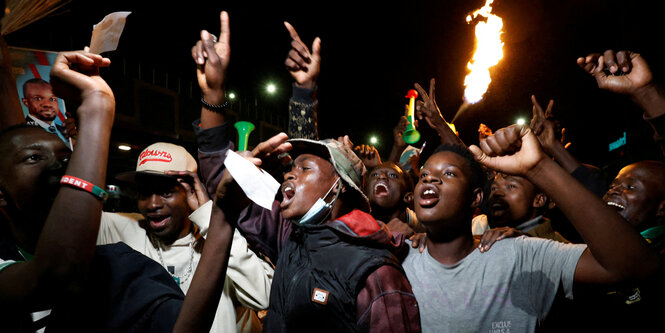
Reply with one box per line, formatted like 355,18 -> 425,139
1,8 -> 664,333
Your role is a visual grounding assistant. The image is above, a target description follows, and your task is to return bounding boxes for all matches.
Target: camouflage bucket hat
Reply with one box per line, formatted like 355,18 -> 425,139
288,138 -> 370,212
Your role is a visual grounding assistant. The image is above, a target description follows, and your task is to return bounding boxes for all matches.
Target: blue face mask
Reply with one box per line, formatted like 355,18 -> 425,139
298,177 -> 341,225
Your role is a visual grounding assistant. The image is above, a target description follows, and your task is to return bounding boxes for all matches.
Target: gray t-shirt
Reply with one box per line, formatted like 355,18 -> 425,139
402,236 -> 587,333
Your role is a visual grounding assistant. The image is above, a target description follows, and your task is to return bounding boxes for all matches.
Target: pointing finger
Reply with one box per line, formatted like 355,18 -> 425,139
219,11 -> 230,46
284,21 -> 303,43
429,78 -> 436,101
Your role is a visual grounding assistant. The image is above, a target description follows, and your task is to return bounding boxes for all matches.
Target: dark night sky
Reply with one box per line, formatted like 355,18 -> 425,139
6,0 -> 665,177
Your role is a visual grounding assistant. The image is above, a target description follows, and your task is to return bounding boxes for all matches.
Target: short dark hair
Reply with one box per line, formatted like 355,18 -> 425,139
431,143 -> 485,191
0,123 -> 38,138
0,124 -> 42,150
22,78 -> 50,98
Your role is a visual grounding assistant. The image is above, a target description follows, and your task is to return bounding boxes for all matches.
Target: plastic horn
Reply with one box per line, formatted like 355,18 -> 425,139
403,89 -> 421,144
234,121 -> 255,151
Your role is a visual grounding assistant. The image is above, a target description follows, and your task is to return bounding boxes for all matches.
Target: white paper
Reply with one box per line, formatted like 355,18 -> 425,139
89,11 -> 132,54
223,150 -> 281,210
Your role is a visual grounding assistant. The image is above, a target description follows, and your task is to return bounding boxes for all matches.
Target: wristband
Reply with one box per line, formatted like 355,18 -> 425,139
201,97 -> 229,113
60,175 -> 108,201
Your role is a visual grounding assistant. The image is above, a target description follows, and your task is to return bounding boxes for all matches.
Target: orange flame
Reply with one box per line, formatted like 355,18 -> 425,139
463,0 -> 504,104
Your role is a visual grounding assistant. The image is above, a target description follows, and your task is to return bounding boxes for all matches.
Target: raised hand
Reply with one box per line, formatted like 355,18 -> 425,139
415,78 -> 464,146
50,51 -> 114,121
215,133 -> 292,208
284,22 -> 321,89
529,95 -> 560,156
393,114 -> 408,148
414,78 -> 446,131
528,95 -> 583,172
577,50 -> 653,96
192,11 -> 230,105
469,125 -> 546,177
336,135 -> 354,152
354,144 -> 381,170
387,114 -> 409,163
166,170 -> 211,211
248,132 -> 293,166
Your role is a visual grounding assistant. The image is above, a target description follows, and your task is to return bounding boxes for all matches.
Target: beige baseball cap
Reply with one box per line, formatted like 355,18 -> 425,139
115,142 -> 197,183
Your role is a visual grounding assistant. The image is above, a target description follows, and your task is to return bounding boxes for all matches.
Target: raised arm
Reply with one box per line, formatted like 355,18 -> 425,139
216,133 -> 292,219
191,11 -> 236,198
577,50 -> 665,119
388,113 -> 409,163
170,172 -> 274,310
578,50 -> 665,157
470,125 -> 659,284
529,95 -> 581,173
414,78 -> 464,147
0,51 -> 115,304
173,202 -> 234,333
192,11 -> 230,130
213,133 -> 292,263
354,144 -> 382,171
284,22 -> 320,139
284,22 -> 321,90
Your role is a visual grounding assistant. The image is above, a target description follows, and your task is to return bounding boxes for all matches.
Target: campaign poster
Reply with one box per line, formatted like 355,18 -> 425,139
9,47 -> 72,150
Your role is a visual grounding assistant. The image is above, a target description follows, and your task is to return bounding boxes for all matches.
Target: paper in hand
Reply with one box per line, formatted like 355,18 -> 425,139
223,150 -> 281,210
89,12 -> 132,54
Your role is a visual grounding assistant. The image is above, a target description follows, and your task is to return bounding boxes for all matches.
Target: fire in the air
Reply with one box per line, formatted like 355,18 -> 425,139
463,0 -> 504,104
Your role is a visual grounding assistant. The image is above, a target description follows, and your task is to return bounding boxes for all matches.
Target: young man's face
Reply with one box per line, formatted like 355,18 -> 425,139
414,151 -> 479,227
365,163 -> 409,211
603,162 -> 665,231
281,153 -> 338,220
137,178 -> 192,243
0,127 -> 70,247
23,82 -> 59,122
488,174 -> 540,227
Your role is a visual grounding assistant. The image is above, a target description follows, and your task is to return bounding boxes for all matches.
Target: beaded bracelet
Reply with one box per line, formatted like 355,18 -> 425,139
60,175 -> 108,201
201,97 -> 230,113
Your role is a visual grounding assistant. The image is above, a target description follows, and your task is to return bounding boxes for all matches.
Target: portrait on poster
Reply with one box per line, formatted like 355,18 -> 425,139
10,47 -> 73,149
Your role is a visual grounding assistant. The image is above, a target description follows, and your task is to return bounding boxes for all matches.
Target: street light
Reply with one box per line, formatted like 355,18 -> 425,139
516,118 -> 526,125
228,92 -> 236,100
118,144 -> 131,151
370,136 -> 378,145
266,83 -> 277,94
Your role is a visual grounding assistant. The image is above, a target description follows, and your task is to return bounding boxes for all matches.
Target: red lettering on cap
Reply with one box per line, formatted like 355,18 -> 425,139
138,149 -> 173,165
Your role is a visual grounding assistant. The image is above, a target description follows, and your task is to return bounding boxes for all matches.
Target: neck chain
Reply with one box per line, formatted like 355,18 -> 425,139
156,240 -> 194,285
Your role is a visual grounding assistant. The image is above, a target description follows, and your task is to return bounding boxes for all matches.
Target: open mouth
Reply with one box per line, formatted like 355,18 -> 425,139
148,215 -> 171,229
490,200 -> 509,215
606,201 -> 625,211
374,183 -> 389,197
418,186 -> 440,207
280,182 -> 296,208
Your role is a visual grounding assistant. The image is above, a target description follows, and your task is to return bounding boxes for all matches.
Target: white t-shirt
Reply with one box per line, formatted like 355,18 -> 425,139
97,201 -> 273,333
402,236 -> 586,333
